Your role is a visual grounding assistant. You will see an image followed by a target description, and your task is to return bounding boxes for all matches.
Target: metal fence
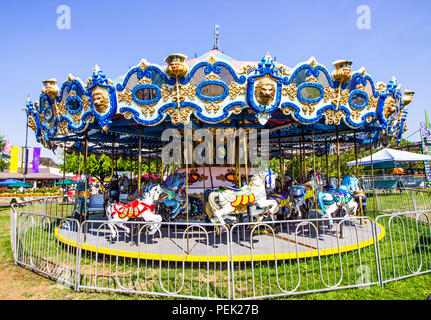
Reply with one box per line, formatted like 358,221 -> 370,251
9,190 -> 431,300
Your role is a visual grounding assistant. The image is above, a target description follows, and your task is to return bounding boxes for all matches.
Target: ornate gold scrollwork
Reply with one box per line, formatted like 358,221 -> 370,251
118,89 -> 133,105
205,74 -> 220,81
166,107 -> 193,125
238,64 -> 257,75
58,120 -> 69,135
205,101 -> 221,113
324,109 -> 345,125
228,82 -> 246,99
28,115 -> 37,132
282,83 -> 297,100
55,100 -> 67,117
82,95 -> 91,110
141,105 -> 156,117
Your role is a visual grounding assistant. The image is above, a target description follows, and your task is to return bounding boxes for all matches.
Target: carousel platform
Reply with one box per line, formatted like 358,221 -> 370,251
55,213 -> 385,262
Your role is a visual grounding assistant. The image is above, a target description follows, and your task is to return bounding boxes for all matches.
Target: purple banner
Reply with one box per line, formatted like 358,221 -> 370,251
32,147 -> 41,173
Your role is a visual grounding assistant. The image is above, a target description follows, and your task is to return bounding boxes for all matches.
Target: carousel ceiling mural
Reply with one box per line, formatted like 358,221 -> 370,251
26,48 -> 413,152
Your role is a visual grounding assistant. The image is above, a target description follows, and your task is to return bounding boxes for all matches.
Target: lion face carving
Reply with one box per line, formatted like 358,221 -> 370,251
255,78 -> 276,106
383,96 -> 397,119
91,87 -> 110,114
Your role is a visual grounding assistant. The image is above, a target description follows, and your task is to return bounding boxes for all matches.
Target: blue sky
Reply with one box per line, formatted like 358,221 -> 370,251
1,0 -> 430,161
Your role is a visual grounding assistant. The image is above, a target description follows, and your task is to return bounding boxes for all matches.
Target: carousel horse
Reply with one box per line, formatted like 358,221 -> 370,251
287,170 -> 323,219
317,175 -> 360,230
267,177 -> 295,220
205,170 -> 279,229
105,184 -> 163,239
72,174 -> 90,220
158,172 -> 187,220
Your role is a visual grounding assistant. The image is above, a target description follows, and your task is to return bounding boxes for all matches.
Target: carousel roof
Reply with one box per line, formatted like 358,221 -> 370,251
26,48 -> 413,157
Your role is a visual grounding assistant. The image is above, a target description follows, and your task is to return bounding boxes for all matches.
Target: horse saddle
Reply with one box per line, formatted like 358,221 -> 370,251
326,188 -> 352,204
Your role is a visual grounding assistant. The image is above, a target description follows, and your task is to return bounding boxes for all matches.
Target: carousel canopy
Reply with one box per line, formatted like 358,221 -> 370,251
26,49 -> 413,157
347,148 -> 431,166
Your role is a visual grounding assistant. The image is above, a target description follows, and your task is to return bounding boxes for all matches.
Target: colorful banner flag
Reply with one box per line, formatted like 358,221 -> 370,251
32,147 -> 41,173
2,140 -> 11,155
9,146 -> 19,173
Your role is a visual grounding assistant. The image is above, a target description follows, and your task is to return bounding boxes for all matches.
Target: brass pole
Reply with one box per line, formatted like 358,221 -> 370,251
278,131 -> 284,190
301,126 -> 306,180
138,126 -> 142,196
354,132 -> 364,220
62,142 -> 66,217
336,126 -> 341,187
185,128 -> 190,254
370,132 -> 377,220
325,137 -> 329,184
313,129 -> 319,235
83,131 -> 88,221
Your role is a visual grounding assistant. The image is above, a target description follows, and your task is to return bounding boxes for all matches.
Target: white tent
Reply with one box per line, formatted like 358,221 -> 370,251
347,148 -> 431,166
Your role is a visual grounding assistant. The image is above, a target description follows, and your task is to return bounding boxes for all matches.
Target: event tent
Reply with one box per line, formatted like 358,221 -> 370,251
347,148 -> 431,166
7,182 -> 32,188
0,179 -> 23,185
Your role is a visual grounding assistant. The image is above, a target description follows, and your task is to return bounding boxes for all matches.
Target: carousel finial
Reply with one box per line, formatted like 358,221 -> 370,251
213,24 -> 220,50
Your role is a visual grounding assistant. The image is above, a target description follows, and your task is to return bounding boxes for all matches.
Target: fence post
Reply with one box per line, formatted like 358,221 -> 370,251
373,216 -> 384,287
411,190 -> 417,212
74,220 -> 83,292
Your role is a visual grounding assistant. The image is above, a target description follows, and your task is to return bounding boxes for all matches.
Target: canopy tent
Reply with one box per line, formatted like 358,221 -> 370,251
362,162 -> 406,170
55,179 -> 78,185
7,182 -> 32,188
0,178 -> 23,185
347,148 -> 431,166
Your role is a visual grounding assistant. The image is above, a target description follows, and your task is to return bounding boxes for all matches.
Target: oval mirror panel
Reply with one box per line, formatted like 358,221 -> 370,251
66,97 -> 82,113
200,84 -> 225,97
300,86 -> 321,100
135,88 -> 158,101
351,92 -> 367,107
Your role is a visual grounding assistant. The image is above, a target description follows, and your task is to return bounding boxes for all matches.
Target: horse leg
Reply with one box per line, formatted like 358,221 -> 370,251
324,203 -> 337,231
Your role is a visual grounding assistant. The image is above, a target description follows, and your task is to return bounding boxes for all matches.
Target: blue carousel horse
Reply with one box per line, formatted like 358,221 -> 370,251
286,170 -> 323,219
317,175 -> 360,230
158,172 -> 186,220
73,174 -> 90,220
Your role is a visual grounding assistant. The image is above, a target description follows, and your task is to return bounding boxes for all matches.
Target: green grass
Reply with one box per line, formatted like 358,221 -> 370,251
3,191 -> 431,300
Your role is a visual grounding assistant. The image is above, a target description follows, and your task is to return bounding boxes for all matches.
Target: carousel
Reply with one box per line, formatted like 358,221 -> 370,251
25,42 -> 413,261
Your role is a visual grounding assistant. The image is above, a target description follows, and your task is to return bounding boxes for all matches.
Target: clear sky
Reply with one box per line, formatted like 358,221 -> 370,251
1,0 -> 430,162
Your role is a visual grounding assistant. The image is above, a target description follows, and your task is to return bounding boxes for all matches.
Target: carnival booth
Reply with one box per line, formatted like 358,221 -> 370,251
25,46 -> 413,260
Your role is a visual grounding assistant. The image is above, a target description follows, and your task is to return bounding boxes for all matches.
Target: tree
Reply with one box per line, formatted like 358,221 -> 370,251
0,135 -> 10,172
60,151 -> 161,185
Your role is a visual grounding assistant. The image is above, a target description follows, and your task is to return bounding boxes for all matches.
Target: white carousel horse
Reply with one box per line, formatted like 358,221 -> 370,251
317,175 -> 360,230
105,184 -> 163,239
206,170 -> 279,228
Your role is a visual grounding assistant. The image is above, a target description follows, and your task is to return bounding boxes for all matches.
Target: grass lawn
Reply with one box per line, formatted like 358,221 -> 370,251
1,205 -> 431,300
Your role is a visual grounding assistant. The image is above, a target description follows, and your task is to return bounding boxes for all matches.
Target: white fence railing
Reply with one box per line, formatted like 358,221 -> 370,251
9,191 -> 431,299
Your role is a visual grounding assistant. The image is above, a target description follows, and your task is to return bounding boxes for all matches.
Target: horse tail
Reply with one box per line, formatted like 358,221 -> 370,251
317,192 -> 327,215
